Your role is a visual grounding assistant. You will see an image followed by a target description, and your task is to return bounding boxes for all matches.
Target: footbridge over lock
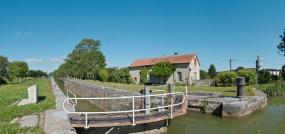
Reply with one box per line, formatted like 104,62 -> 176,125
63,84 -> 188,129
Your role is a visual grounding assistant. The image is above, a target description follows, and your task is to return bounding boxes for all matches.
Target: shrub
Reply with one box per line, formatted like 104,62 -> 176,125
128,77 -> 137,85
237,70 -> 255,85
0,77 -> 7,85
263,83 -> 285,96
99,69 -> 108,82
258,70 -> 272,84
219,71 -> 237,87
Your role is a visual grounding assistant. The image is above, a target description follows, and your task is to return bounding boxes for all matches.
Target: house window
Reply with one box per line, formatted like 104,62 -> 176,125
179,72 -> 182,81
150,75 -> 155,81
194,58 -> 197,66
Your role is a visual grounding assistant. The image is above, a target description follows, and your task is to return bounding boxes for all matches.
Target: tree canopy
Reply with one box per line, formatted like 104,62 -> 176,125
0,55 -> 9,78
277,29 -> 285,56
208,64 -> 217,79
235,66 -> 245,72
7,61 -> 29,82
149,61 -> 176,77
200,70 -> 211,79
54,38 -> 107,80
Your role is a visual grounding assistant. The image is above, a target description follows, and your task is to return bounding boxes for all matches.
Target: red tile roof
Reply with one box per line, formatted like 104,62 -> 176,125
129,53 -> 196,67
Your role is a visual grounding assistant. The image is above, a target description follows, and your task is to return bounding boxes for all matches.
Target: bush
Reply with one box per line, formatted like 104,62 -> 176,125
219,71 -> 237,87
99,69 -> 108,82
237,70 -> 255,85
263,83 -> 285,96
0,77 -> 7,85
128,77 -> 137,85
258,70 -> 272,84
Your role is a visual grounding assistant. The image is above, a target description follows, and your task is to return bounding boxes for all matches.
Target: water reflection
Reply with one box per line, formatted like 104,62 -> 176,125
168,96 -> 285,134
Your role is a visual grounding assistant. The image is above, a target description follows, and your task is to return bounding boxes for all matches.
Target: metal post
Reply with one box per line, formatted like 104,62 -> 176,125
132,97 -> 136,126
144,86 -> 150,114
256,60 -> 258,91
84,113 -> 89,129
236,77 -> 245,98
185,83 -> 188,107
170,84 -> 173,118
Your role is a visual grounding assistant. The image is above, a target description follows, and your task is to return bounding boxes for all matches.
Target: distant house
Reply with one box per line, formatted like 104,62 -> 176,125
128,52 -> 200,85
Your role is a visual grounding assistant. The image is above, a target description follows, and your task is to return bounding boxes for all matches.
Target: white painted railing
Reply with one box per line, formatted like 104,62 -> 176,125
66,89 -> 77,112
63,92 -> 185,129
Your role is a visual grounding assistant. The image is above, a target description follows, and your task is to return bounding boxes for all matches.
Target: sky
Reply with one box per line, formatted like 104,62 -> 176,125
0,0 -> 285,72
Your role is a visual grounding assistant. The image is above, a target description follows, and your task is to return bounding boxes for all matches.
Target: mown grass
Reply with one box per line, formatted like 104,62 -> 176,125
0,79 -> 55,133
76,79 -> 255,96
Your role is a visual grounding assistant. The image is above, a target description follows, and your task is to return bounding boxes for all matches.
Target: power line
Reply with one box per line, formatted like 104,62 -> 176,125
199,55 -> 284,66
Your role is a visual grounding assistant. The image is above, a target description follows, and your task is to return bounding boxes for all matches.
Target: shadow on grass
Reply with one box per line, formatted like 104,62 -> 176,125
39,96 -> 46,102
224,90 -> 237,92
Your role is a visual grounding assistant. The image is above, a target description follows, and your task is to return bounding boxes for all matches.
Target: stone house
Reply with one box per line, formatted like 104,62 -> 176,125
128,52 -> 200,85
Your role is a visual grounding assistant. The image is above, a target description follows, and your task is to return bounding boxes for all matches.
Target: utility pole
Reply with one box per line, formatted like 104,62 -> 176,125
230,59 -> 232,71
256,54 -> 263,91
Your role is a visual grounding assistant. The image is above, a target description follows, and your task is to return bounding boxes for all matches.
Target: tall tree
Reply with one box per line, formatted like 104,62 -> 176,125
235,66 -> 245,72
277,29 -> 285,56
208,64 -> 217,79
7,61 -> 29,82
281,64 -> 285,80
0,55 -> 9,78
200,70 -> 211,79
149,61 -> 176,84
67,38 -> 106,80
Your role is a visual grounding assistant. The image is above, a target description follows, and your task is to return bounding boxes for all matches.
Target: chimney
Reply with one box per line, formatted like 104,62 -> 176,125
174,52 -> 178,55
163,54 -> 165,56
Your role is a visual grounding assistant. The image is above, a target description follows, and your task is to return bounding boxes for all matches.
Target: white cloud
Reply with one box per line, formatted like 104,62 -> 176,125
106,61 -> 118,67
46,58 -> 64,63
25,58 -> 43,63
26,32 -> 32,35
16,31 -> 21,35
60,55 -> 67,58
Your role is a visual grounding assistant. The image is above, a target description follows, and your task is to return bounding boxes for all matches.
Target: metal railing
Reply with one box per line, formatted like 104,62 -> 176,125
66,89 -> 77,112
63,92 -> 185,129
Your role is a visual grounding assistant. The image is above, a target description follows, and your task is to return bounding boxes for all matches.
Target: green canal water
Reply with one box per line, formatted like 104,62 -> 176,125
167,96 -> 285,134
55,79 -> 285,134
54,78 -> 103,112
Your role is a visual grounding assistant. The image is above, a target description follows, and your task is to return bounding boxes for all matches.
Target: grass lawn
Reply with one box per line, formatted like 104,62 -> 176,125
0,79 -> 55,133
75,79 -> 258,96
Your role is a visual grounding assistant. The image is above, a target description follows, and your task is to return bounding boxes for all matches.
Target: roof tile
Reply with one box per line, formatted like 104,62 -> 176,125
129,53 -> 196,67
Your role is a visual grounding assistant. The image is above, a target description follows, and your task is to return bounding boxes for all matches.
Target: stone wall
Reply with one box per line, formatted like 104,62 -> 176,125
187,90 -> 267,117
64,79 -> 164,112
192,79 -> 215,87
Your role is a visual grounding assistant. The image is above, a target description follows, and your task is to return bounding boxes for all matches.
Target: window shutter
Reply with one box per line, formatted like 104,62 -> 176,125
174,72 -> 176,82
182,72 -> 184,83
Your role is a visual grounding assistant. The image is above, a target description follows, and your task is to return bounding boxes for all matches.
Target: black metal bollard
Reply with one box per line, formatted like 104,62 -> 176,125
236,77 -> 245,98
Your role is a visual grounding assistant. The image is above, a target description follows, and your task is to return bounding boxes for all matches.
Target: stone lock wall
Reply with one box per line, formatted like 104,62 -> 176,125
64,79 -> 163,112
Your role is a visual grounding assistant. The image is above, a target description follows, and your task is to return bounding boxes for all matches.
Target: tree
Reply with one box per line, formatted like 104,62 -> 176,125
0,55 -> 9,78
149,61 -> 176,84
235,66 -> 244,72
7,61 -> 29,82
99,69 -> 108,82
67,38 -> 106,80
208,64 -> 217,79
140,67 -> 150,84
258,69 -> 272,84
281,64 -> 285,80
200,70 -> 211,79
277,29 -> 285,56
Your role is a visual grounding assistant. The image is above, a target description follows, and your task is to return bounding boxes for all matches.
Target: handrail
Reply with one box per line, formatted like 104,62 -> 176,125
63,92 -> 185,129
66,89 -> 77,112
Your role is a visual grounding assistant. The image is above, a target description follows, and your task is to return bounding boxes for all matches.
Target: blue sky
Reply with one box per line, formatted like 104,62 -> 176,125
0,0 -> 285,72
